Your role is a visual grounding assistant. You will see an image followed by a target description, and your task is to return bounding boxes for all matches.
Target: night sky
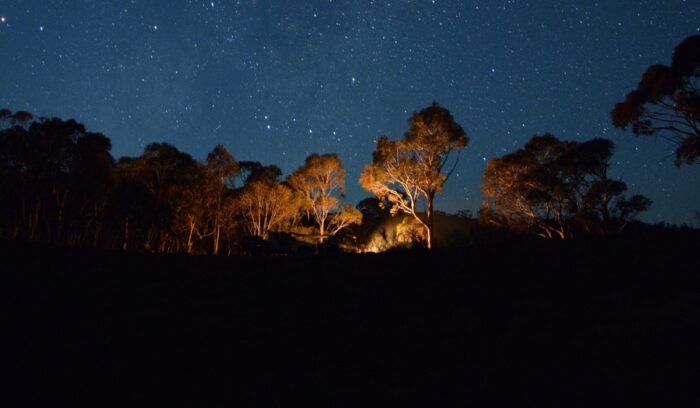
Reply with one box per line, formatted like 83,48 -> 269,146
2,1 -> 699,225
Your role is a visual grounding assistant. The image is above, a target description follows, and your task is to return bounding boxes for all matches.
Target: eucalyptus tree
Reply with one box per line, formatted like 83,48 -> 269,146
612,35 -> 700,166
359,102 -> 468,248
481,134 -> 651,238
288,153 -> 361,240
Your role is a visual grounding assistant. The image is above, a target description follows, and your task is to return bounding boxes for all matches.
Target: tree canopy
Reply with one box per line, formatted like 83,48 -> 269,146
0,111 -> 114,245
481,134 -> 651,238
0,100 -> 685,254
288,153 -> 361,239
611,35 -> 700,166
234,175 -> 302,240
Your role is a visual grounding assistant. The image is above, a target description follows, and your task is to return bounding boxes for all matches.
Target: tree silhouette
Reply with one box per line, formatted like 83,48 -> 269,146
611,35 -> 700,166
107,157 -> 157,251
288,153 -> 361,240
203,145 -> 240,254
481,134 -> 651,238
111,143 -> 204,252
238,161 -> 282,185
67,127 -> 114,246
0,111 -> 114,244
359,102 -> 468,248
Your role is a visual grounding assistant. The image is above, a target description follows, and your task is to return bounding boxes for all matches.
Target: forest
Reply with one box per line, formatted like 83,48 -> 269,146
0,104 -> 657,255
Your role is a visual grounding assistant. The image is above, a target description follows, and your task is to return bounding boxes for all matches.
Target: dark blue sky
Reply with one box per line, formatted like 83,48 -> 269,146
2,1 -> 699,225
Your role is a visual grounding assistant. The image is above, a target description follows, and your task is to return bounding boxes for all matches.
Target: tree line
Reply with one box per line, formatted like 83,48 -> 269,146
0,35 -> 696,253
0,110 -> 362,254
0,104 -> 656,253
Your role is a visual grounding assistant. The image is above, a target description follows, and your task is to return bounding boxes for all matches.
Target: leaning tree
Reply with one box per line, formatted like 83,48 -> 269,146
611,35 -> 700,166
359,102 -> 468,249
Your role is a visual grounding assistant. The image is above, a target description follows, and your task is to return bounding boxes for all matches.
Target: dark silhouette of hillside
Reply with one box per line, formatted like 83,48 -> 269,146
4,227 -> 700,406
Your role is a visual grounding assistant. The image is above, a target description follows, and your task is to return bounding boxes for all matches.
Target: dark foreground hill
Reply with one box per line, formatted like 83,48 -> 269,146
3,232 -> 700,406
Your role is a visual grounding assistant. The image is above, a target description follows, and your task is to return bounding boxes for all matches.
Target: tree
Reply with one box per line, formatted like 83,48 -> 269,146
172,164 -> 208,254
0,111 -> 114,245
611,35 -> 700,166
67,128 -> 115,246
111,143 -> 203,252
235,180 -> 301,239
481,134 -> 651,238
359,102 -> 468,248
353,197 -> 391,247
238,161 -> 282,185
287,153 -> 361,240
203,145 -> 240,254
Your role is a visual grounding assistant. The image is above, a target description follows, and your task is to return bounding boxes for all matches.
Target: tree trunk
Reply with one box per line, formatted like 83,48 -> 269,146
122,217 -> 129,251
213,214 -> 221,255
426,193 -> 434,249
92,202 -> 104,248
31,202 -> 40,241
187,216 -> 195,254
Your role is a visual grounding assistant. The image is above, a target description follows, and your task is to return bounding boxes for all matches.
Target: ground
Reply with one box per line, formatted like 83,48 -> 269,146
3,232 -> 700,406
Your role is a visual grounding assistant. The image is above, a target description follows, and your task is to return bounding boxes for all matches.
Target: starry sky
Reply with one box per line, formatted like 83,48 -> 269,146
1,0 -> 699,225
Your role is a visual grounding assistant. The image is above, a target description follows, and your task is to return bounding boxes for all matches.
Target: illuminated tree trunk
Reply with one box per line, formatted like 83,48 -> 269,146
212,212 -> 221,255
186,215 -> 196,254
122,217 -> 129,251
426,193 -> 434,249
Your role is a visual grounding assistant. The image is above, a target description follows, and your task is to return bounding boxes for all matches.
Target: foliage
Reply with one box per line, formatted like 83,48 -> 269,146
327,203 -> 362,236
359,102 -> 468,248
111,143 -> 205,252
238,161 -> 282,185
202,145 -> 240,254
0,110 -> 114,245
395,217 -> 426,245
288,153 -> 360,239
481,134 -> 651,238
235,174 -> 303,240
0,106 -> 673,254
611,35 -> 700,166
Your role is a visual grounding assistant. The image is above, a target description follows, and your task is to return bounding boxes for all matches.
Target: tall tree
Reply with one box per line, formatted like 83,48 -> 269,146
172,164 -> 207,254
232,165 -> 302,239
113,143 -> 203,252
203,145 -> 240,255
611,35 -> 700,166
68,129 -> 114,246
0,111 -> 114,244
481,134 -> 651,238
359,102 -> 468,248
287,153 -> 361,239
